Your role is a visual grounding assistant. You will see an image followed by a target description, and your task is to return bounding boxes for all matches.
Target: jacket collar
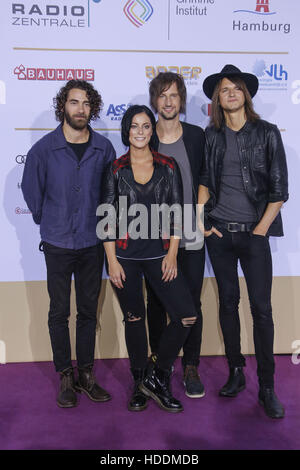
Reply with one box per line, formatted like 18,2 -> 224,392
115,149 -> 165,168
51,123 -> 105,150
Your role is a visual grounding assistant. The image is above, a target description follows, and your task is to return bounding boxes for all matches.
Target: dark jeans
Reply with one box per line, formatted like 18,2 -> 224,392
43,242 -> 104,372
145,247 -> 205,368
206,228 -> 275,387
109,257 -> 197,371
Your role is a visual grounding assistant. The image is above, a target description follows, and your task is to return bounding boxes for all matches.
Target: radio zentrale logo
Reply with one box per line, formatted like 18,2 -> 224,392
11,1 -> 103,28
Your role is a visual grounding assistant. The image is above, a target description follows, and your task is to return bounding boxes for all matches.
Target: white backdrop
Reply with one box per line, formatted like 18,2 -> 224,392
0,0 -> 299,281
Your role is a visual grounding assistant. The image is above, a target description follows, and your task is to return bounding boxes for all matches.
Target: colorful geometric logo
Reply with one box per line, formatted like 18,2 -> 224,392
234,0 -> 276,15
124,0 -> 153,27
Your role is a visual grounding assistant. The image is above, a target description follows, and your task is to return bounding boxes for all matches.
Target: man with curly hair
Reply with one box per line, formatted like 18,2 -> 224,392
22,80 -> 116,408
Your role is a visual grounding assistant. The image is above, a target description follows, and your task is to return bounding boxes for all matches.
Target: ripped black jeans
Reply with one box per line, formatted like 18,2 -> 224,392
109,257 -> 198,371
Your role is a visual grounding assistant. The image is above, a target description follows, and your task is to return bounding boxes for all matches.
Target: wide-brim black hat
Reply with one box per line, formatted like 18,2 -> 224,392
202,64 -> 259,99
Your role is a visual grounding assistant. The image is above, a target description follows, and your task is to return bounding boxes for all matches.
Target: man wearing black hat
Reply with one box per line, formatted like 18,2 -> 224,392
202,65 -> 288,418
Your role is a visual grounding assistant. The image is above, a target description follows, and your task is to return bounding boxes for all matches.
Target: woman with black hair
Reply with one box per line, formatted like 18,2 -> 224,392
100,105 -> 197,413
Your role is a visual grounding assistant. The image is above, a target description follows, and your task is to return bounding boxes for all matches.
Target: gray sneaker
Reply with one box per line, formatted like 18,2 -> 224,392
183,365 -> 205,398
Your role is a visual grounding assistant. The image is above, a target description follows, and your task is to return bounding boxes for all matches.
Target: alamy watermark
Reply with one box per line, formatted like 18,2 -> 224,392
96,199 -> 205,250
291,340 -> 300,365
0,340 -> 6,364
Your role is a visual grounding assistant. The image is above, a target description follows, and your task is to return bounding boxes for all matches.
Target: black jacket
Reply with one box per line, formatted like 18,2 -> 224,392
99,149 -> 183,250
152,121 -> 208,207
204,119 -> 289,236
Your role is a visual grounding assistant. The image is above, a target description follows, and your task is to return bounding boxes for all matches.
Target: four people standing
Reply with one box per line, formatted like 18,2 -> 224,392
22,65 -> 288,420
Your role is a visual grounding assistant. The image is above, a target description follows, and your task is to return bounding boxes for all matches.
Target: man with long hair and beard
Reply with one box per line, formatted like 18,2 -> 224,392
22,80 -> 116,408
202,65 -> 288,419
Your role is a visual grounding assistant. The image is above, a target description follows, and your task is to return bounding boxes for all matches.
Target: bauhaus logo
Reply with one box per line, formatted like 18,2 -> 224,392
123,0 -> 153,28
0,80 -> 5,104
14,65 -> 95,81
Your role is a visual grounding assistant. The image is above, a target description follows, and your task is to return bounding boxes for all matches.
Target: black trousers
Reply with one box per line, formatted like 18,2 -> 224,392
43,242 -> 104,372
206,228 -> 275,387
110,257 -> 197,371
145,247 -> 205,368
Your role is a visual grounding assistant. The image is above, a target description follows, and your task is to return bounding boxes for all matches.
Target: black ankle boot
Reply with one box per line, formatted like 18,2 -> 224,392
128,369 -> 148,412
57,367 -> 77,408
139,365 -> 183,413
219,367 -> 246,397
259,387 -> 285,419
75,365 -> 111,402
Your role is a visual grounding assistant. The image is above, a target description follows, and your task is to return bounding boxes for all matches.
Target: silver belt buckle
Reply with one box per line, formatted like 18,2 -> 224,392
227,222 -> 239,232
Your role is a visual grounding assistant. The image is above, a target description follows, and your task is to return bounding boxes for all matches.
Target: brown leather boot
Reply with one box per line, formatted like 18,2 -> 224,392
57,367 -> 77,408
75,365 -> 111,402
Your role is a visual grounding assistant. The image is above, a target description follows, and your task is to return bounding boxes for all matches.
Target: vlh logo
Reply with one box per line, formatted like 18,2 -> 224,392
124,0 -> 153,28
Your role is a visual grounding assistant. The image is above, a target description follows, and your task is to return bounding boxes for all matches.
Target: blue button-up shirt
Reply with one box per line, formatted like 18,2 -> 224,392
21,124 -> 116,249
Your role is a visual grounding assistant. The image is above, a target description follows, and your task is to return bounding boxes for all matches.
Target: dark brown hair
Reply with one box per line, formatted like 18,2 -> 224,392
209,76 -> 260,129
53,80 -> 103,122
149,72 -> 186,114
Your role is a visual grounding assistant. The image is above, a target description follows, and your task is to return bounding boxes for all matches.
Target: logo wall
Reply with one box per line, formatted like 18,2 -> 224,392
123,0 -> 153,27
233,0 -> 291,34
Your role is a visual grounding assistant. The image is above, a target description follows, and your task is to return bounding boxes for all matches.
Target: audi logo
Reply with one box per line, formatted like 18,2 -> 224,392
15,155 -> 27,164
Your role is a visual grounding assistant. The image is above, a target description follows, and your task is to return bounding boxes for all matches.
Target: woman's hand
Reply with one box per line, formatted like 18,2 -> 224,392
108,259 -> 126,289
204,226 -> 223,238
161,252 -> 177,282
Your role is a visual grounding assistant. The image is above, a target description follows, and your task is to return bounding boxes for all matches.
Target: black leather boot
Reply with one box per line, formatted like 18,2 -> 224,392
219,367 -> 246,397
259,387 -> 285,419
139,365 -> 183,413
128,369 -> 148,412
75,365 -> 111,402
57,367 -> 77,408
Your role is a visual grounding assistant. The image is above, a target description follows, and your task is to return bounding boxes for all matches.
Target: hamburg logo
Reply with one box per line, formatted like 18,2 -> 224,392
124,0 -> 153,27
234,0 -> 276,15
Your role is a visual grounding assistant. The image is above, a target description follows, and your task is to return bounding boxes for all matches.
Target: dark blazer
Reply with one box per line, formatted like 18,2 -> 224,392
152,121 -> 208,207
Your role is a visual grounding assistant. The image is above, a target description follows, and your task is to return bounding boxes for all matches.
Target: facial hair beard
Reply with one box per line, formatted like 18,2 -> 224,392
159,110 -> 179,121
64,109 -> 90,130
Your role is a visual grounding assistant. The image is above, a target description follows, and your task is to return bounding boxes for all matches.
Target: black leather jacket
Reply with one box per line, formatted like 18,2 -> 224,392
204,119 -> 289,236
99,149 -> 183,250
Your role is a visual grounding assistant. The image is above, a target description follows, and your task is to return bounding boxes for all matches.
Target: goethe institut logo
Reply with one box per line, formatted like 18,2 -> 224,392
123,0 -> 153,27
